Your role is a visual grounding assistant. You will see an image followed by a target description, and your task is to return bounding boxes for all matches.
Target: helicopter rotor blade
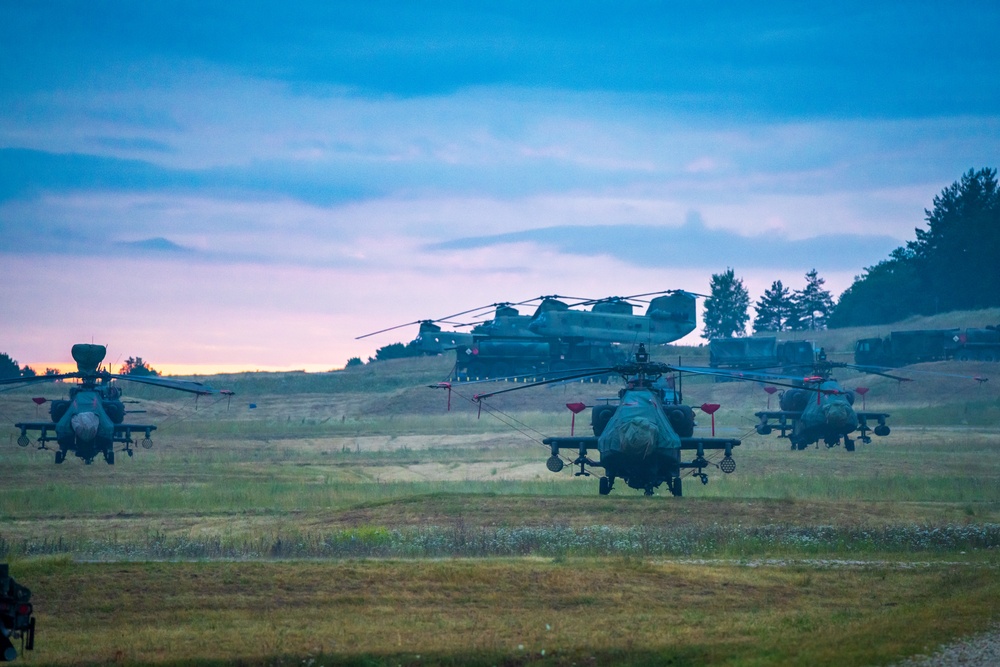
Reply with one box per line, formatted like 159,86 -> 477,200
355,320 -> 434,340
472,368 -> 617,401
0,373 -> 81,388
110,374 -> 228,395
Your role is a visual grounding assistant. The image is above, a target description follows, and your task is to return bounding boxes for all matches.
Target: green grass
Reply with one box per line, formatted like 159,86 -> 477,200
8,558 -> 1000,666
2,356 -> 1000,665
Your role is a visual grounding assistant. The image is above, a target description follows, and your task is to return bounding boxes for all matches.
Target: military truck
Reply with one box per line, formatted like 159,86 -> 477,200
1,565 -> 35,662
854,326 -> 1000,366
709,337 -> 816,372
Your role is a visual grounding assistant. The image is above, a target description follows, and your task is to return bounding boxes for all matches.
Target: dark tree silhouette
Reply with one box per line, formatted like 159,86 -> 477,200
790,269 -> 835,331
702,268 -> 750,339
830,167 -> 1000,326
753,280 -> 794,333
0,353 -> 20,379
120,357 -> 159,376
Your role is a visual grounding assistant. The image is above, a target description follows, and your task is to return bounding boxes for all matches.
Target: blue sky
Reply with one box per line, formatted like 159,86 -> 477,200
1,2 -> 998,372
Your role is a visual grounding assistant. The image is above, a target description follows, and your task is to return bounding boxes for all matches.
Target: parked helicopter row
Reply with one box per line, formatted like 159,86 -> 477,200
4,290 -> 986,496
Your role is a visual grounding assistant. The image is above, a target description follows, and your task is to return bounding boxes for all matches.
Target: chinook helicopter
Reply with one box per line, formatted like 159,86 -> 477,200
459,344 -> 744,496
752,359 -> 900,451
526,290 -> 699,344
2,344 -> 231,465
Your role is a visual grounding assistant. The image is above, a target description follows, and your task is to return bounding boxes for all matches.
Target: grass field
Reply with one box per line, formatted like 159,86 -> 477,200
1,352 -> 998,666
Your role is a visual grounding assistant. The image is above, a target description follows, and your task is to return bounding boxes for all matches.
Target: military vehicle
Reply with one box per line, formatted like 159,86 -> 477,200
453,292 -> 697,380
526,291 -> 698,344
467,344 -> 742,496
3,344 -> 232,465
855,326 -> 1000,366
709,337 -> 816,372
0,564 -> 35,662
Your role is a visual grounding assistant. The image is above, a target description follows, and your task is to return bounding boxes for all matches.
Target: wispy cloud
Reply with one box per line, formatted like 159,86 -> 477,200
1,2 -> 998,370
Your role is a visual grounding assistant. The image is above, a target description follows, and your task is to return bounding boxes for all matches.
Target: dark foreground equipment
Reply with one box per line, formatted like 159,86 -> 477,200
0,565 -> 35,662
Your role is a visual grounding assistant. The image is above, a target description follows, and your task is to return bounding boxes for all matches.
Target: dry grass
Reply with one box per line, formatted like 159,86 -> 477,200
13,558 -> 1000,666
2,312 -> 1000,665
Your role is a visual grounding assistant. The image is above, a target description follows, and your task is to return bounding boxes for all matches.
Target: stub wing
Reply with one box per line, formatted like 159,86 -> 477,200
543,436 -> 598,450
754,410 -> 803,422
542,436 -> 740,452
856,411 -> 890,421
112,423 -> 157,444
14,421 -> 57,442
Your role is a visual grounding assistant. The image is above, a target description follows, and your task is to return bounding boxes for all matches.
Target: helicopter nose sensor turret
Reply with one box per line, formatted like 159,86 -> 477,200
70,412 -> 100,442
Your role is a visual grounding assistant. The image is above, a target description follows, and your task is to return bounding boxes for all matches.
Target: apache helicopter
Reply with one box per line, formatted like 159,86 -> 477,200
2,344 -> 231,465
752,358 -> 899,451
458,344 -> 743,496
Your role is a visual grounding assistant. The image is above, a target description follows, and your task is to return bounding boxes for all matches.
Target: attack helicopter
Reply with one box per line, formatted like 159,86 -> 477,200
752,359 -> 900,451
453,344 -> 744,496
2,344 -> 231,465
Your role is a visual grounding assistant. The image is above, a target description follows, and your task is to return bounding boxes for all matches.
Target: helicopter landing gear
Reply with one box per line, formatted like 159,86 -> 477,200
599,476 -> 614,495
860,435 -> 871,444
699,473 -> 709,485
844,438 -> 855,452
104,450 -> 115,465
668,476 -> 683,497
126,448 -> 134,458
54,450 -> 65,464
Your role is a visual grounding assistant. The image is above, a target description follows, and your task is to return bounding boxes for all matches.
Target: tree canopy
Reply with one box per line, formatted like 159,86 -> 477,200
702,268 -> 750,339
789,269 -> 835,331
120,357 -> 159,376
0,353 -> 36,379
830,167 -> 1000,327
0,353 -> 20,379
753,280 -> 794,333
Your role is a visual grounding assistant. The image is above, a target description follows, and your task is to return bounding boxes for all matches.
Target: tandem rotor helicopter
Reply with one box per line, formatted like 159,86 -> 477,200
358,291 -> 702,379
1,344 -> 232,465
434,343 -> 810,497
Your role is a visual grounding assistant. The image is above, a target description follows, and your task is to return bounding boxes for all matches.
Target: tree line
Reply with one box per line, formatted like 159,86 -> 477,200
703,167 -> 999,338
0,353 -> 159,379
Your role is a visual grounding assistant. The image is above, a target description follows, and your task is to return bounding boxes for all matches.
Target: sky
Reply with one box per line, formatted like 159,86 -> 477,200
1,1 -> 998,374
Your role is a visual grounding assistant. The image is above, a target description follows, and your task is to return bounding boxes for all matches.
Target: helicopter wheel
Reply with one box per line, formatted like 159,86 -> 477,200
54,451 -> 65,464
860,436 -> 871,444
844,439 -> 855,452
670,477 -> 682,497
699,473 -> 709,485
127,449 -> 134,458
105,450 -> 115,465
599,476 -> 613,495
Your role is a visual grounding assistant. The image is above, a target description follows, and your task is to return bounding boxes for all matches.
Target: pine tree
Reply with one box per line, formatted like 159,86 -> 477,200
702,268 -> 750,339
753,280 -> 794,333
910,167 -> 1000,311
790,269 -> 835,330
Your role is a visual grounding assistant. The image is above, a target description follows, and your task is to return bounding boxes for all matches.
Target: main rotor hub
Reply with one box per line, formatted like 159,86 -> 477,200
71,343 -> 107,373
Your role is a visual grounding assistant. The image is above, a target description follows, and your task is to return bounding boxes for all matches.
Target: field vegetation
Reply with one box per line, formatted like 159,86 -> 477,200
1,322 -> 998,665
